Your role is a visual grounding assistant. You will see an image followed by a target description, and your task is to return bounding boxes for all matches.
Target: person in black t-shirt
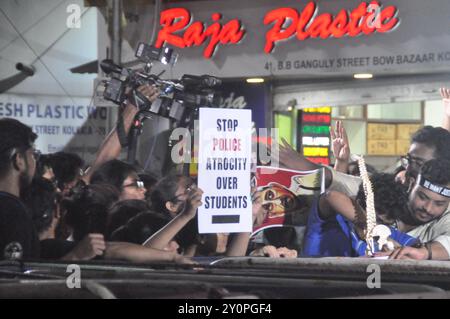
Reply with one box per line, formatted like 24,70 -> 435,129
22,177 -> 106,260
0,118 -> 40,260
0,192 -> 40,260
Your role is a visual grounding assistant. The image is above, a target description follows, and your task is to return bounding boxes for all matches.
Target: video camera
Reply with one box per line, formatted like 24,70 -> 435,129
100,42 -> 222,126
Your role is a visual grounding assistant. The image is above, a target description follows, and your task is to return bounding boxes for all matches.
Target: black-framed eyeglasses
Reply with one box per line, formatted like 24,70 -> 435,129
400,154 -> 425,169
122,180 -> 145,189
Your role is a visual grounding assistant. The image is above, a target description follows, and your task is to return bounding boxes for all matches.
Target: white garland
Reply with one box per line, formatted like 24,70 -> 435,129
357,156 -> 377,256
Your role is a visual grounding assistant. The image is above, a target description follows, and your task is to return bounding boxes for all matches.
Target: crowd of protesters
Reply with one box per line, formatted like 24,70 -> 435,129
2,86 -> 450,263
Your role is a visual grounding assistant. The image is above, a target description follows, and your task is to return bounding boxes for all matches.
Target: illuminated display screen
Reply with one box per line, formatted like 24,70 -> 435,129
299,107 -> 332,166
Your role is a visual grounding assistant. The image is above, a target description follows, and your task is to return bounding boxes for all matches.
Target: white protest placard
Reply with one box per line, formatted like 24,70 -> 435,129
197,108 -> 252,234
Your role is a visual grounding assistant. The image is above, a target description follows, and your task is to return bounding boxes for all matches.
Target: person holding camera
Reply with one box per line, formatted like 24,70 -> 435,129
83,84 -> 159,184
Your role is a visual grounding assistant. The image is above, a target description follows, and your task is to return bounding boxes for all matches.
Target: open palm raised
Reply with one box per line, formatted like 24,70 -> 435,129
330,120 -> 350,162
440,88 -> 450,117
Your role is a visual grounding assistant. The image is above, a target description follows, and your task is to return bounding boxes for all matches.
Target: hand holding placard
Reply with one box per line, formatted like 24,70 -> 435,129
181,187 -> 204,220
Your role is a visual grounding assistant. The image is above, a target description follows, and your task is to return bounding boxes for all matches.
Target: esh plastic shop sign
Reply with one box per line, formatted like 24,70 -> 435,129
197,108 -> 252,234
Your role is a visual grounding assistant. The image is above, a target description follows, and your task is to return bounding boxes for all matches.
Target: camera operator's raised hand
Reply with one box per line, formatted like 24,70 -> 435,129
136,84 -> 159,105
124,84 -> 159,112
82,84 -> 160,184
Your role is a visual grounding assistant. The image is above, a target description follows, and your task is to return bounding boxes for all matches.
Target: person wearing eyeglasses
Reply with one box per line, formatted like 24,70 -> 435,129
0,118 -> 41,260
307,88 -> 450,196
150,175 -> 198,219
149,174 -> 256,257
398,126 -> 449,190
90,159 -> 147,201
121,176 -> 147,201
279,124 -> 450,260
374,159 -> 450,260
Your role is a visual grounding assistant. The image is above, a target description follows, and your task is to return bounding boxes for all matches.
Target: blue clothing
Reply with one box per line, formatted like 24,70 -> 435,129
336,215 -> 419,256
302,198 -> 353,257
302,197 -> 419,257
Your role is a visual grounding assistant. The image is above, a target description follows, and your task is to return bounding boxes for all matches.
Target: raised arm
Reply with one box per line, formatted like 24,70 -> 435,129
331,121 -> 350,174
143,187 -> 203,251
83,85 -> 159,183
279,138 -> 362,197
278,138 -> 321,171
440,88 -> 450,132
278,138 -> 334,186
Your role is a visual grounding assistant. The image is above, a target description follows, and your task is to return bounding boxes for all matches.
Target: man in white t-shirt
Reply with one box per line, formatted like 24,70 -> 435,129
278,96 -> 450,259
388,159 -> 450,260
280,130 -> 450,260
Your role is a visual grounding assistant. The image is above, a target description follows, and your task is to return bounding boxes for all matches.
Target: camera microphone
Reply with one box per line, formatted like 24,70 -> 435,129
100,59 -> 123,75
181,74 -> 222,88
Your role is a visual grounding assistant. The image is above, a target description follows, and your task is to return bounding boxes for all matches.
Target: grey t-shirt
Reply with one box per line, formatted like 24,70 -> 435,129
407,210 -> 450,256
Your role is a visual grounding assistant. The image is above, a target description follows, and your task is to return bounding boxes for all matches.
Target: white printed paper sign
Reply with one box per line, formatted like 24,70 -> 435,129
197,108 -> 252,234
